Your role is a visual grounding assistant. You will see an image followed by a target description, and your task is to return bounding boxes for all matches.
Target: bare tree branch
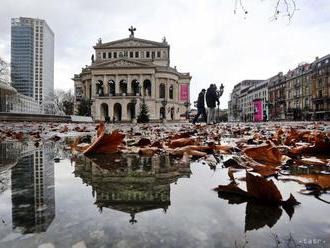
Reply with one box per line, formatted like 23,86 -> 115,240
234,0 -> 298,21
0,57 -> 10,83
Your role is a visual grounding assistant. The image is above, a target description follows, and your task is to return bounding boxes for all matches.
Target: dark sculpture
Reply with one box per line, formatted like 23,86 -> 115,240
129,26 -> 136,37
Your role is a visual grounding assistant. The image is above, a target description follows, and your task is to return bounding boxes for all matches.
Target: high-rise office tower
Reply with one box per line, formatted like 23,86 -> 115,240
11,144 -> 55,234
11,17 -> 54,112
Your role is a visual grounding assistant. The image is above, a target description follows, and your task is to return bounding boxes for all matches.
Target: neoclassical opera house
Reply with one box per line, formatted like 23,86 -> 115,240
73,27 -> 191,122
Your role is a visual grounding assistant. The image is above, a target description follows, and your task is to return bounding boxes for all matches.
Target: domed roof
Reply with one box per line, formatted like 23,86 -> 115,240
0,80 -> 17,94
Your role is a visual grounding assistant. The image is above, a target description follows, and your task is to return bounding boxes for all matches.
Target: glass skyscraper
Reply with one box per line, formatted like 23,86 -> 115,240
11,17 -> 54,112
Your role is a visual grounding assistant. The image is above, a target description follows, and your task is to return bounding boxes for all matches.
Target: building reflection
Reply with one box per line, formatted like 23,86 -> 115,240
0,142 -> 35,173
74,154 -> 191,223
10,142 -> 56,234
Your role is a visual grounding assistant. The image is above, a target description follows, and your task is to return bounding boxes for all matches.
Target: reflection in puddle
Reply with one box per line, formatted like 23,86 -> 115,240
1,142 -> 56,234
217,191 -> 285,232
74,154 -> 191,223
0,140 -> 329,247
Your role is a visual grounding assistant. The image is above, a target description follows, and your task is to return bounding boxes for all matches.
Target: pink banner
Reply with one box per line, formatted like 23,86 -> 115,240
254,99 -> 263,122
180,84 -> 189,101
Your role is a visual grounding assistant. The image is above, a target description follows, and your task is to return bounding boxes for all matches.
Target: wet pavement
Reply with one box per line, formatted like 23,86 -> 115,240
0,137 -> 329,248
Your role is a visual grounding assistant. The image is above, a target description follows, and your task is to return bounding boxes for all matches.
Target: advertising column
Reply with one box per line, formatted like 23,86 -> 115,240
253,99 -> 263,122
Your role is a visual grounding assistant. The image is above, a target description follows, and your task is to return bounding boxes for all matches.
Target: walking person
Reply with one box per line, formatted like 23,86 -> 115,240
206,84 -> 219,125
192,89 -> 207,124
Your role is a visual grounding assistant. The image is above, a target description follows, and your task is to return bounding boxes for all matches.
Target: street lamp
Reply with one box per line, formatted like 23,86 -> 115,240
216,83 -> 224,123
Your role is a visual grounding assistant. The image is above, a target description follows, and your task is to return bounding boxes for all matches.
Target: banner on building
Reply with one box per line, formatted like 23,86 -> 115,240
254,99 -> 263,122
179,84 -> 189,101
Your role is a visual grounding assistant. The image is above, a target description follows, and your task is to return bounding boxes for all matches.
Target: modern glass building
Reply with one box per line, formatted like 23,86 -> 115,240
11,17 -> 54,112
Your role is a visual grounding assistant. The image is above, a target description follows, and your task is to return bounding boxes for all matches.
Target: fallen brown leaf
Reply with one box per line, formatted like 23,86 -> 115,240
84,130 -> 125,155
243,141 -> 282,166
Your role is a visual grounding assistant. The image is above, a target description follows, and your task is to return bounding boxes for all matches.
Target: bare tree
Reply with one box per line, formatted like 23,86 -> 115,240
0,57 -> 10,83
234,0 -> 298,21
54,89 -> 75,115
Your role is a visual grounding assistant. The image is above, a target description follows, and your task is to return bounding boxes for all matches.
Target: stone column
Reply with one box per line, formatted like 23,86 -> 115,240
122,100 -> 128,121
86,81 -> 90,99
135,100 -> 139,119
127,75 -> 132,94
91,77 -> 96,97
152,74 -> 156,98
115,75 -> 119,95
165,78 -> 169,100
103,75 -> 108,95
139,75 -> 142,96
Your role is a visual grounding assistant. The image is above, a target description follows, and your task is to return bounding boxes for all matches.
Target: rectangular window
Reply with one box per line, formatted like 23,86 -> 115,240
130,51 -> 134,58
152,51 -> 155,59
108,52 -> 111,58
102,52 -> 106,59
135,51 -> 139,58
114,52 -> 117,58
146,51 -> 150,58
157,51 -> 161,58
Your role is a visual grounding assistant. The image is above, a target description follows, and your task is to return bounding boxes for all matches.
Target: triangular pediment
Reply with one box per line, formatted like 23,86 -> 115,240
95,37 -> 168,49
91,59 -> 155,69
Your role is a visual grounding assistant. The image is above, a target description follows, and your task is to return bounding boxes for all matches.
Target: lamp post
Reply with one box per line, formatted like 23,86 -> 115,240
216,84 -> 224,123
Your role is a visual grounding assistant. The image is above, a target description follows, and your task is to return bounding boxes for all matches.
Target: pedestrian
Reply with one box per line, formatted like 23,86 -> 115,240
205,84 -> 219,124
192,89 -> 207,124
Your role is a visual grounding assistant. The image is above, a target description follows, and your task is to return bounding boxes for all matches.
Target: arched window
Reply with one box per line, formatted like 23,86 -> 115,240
108,80 -> 115,95
96,80 -> 104,96
131,80 -> 140,95
143,80 -> 152,97
169,85 -> 173,99
100,103 -> 109,121
160,107 -> 165,119
119,80 -> 127,95
159,83 -> 165,98
114,103 -> 122,121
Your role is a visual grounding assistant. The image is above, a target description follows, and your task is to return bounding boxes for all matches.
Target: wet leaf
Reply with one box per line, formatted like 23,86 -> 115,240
251,164 -> 279,178
59,125 -> 69,133
243,141 -> 282,166
14,132 -> 24,141
223,157 -> 248,169
246,172 -> 282,203
214,182 -> 249,197
84,130 -> 125,155
279,174 -> 330,191
135,138 -> 151,147
139,147 -> 159,156
215,172 -> 300,207
169,138 -> 194,148
291,132 -> 330,155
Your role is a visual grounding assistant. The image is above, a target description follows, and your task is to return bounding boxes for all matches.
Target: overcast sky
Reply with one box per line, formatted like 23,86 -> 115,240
0,0 -> 329,107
